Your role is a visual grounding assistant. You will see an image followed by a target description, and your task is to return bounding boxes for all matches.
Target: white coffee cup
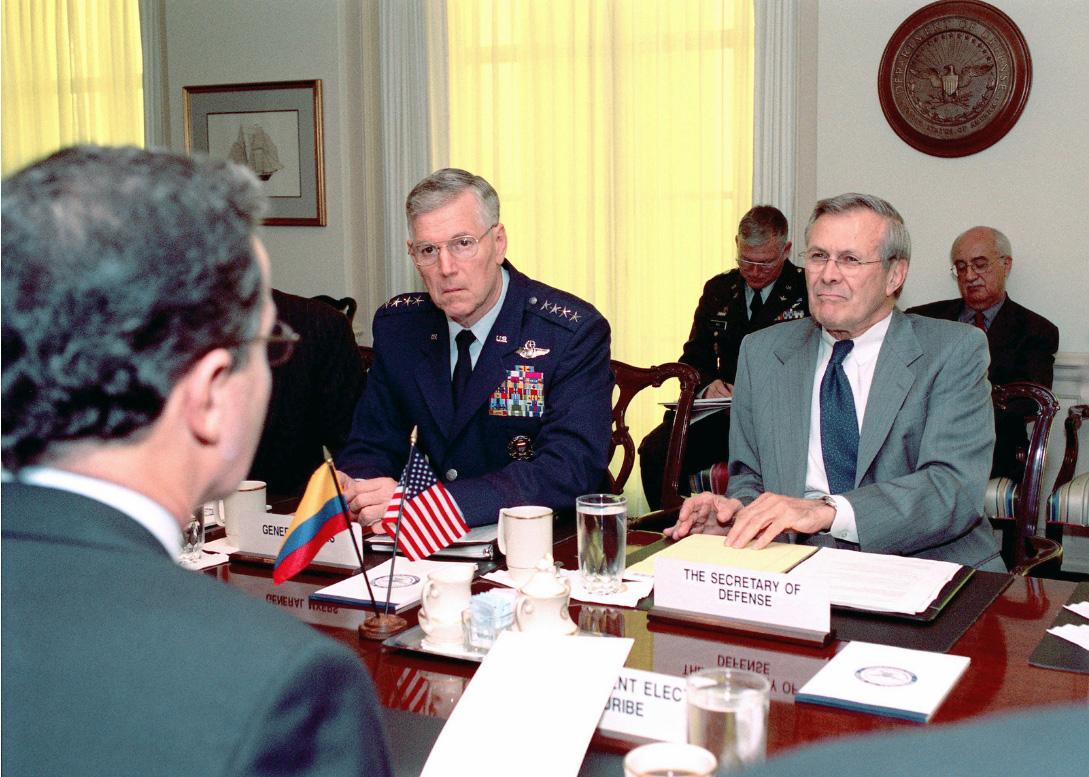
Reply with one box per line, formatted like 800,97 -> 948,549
623,742 -> 717,777
418,564 -> 475,646
497,505 -> 553,586
221,480 -> 267,547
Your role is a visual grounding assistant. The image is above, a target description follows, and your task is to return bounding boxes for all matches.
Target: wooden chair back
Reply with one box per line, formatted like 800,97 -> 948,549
990,381 -> 1062,574
311,294 -> 358,324
1045,404 -> 1089,547
608,360 -> 699,511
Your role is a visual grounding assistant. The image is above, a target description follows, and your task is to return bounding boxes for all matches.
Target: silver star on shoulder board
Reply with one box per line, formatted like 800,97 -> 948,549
550,303 -> 561,314
390,297 -> 402,307
561,307 -> 571,318
413,296 -> 425,305
540,299 -> 551,310
570,311 -> 581,322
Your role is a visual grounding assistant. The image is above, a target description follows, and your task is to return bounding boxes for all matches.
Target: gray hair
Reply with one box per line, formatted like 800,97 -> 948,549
405,168 -> 500,238
951,226 -> 1012,260
738,205 -> 789,248
1,145 -> 266,471
805,192 -> 911,266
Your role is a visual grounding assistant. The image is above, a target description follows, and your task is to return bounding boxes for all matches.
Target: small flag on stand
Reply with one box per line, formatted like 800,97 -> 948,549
380,448 -> 468,561
273,464 -> 350,584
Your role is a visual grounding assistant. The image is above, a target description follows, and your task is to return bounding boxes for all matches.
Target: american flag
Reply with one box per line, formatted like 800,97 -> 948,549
380,448 -> 469,560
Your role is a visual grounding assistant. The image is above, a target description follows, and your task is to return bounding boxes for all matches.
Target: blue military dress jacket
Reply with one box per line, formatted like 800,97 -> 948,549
339,261 -> 613,525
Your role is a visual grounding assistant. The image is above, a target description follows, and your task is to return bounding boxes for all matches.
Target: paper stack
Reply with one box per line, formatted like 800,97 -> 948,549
789,548 -> 962,615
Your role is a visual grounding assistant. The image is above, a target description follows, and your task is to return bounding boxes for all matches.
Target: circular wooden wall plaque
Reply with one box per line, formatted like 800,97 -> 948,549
878,0 -> 1032,157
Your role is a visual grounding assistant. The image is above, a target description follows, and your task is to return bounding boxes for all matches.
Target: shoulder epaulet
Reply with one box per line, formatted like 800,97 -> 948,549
375,292 -> 435,315
524,287 -> 598,331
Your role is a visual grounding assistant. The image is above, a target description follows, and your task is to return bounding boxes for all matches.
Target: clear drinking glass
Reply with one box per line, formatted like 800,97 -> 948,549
180,507 -> 205,563
686,668 -> 770,772
575,493 -> 627,594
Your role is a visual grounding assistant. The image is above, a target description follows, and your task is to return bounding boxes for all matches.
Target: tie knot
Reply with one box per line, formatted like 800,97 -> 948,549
455,329 -> 475,351
829,339 -> 854,367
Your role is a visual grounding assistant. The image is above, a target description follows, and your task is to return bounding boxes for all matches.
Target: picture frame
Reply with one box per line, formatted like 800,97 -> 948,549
183,79 -> 326,226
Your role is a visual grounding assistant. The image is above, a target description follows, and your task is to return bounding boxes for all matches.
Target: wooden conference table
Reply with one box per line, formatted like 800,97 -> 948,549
210,529 -> 1087,773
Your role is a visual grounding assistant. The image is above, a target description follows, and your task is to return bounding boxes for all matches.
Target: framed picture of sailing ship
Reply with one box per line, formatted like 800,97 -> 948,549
183,80 -> 326,226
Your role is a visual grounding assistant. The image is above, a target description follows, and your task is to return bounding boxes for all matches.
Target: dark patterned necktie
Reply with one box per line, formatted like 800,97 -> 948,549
821,339 -> 858,494
748,289 -> 764,322
973,310 -> 987,332
452,329 -> 476,406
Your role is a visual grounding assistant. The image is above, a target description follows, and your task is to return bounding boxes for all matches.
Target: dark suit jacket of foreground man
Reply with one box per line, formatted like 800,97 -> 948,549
338,261 -> 612,525
1,483 -> 392,777
728,309 -> 1003,568
906,295 -> 1059,479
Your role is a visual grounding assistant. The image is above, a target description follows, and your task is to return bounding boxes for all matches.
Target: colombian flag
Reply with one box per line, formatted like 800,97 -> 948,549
273,465 -> 349,584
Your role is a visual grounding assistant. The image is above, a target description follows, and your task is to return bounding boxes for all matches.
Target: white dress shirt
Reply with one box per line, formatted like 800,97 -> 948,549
805,311 -> 894,543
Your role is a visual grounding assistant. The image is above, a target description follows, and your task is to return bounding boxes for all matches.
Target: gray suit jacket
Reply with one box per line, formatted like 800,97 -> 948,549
1,483 -> 392,777
727,309 -> 1003,568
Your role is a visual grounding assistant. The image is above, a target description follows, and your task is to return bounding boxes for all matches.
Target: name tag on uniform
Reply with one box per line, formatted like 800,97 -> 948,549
490,365 -> 545,417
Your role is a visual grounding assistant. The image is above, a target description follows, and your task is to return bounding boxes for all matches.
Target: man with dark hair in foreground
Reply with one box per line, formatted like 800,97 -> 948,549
1,146 -> 391,777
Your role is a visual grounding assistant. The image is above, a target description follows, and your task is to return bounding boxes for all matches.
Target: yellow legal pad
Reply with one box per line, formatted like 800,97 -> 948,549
625,535 -> 818,577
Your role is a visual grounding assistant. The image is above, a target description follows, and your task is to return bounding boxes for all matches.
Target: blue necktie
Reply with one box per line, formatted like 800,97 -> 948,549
452,329 -> 475,406
821,339 -> 858,494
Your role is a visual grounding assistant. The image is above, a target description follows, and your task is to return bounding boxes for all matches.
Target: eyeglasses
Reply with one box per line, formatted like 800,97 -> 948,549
950,256 -> 1005,278
801,249 -> 885,272
410,224 -> 497,266
737,250 -> 787,269
257,320 -> 300,368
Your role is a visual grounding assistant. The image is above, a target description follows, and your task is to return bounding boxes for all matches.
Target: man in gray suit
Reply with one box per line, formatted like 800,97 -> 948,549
668,193 -> 1003,570
1,147 -> 392,776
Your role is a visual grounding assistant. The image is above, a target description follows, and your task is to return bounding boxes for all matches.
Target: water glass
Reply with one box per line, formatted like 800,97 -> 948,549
686,668 -> 770,772
575,493 -> 627,594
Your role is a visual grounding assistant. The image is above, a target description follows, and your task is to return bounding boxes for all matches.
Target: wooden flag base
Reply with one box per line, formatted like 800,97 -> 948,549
359,613 -> 409,641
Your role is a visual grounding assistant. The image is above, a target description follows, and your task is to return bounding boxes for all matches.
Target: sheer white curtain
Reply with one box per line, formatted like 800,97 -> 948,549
378,0 -> 448,299
753,0 -> 797,230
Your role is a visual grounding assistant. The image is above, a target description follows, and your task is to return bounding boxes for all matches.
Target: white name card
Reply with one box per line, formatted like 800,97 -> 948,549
654,558 -> 830,635
597,668 -> 687,743
238,512 -> 363,569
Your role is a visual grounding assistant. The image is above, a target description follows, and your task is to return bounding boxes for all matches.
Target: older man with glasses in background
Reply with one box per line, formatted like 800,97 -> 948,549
337,168 -> 613,528
639,205 -> 809,509
908,226 -> 1059,479
667,194 -> 1004,571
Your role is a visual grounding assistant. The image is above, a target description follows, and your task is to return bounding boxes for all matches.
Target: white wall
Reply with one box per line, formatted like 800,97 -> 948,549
162,0 -> 388,340
807,0 -> 1089,356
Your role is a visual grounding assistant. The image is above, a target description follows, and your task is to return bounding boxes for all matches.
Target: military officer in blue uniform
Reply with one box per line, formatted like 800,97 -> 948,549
337,168 -> 613,527
639,206 -> 809,508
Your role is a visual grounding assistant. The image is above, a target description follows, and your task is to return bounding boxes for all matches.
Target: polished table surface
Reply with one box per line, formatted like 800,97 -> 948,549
212,530 -> 1088,768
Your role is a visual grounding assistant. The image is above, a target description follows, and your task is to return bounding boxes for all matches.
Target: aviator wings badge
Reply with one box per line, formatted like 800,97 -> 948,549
516,340 -> 551,359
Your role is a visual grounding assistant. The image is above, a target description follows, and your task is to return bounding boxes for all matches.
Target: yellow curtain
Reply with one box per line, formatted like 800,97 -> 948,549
2,0 -> 144,175
445,0 -> 753,510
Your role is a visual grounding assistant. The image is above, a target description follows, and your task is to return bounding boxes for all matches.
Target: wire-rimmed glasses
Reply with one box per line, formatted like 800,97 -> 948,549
410,224 -> 497,267
950,256 -> 1005,278
801,248 -> 885,272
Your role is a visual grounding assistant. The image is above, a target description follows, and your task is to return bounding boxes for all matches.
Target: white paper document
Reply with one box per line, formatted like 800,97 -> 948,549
421,631 -> 633,777
483,568 -> 654,607
310,559 -> 475,613
1048,623 -> 1089,651
789,548 -> 962,614
796,641 -> 970,722
1064,601 -> 1089,620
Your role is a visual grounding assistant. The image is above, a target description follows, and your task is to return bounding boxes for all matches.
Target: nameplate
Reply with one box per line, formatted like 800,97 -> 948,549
237,512 -> 363,569
597,668 -> 686,743
654,558 -> 830,637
